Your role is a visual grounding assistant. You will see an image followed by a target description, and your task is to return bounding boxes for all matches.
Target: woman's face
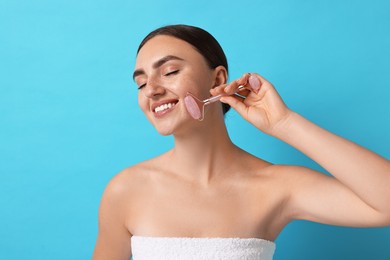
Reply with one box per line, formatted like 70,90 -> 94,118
134,35 -> 217,135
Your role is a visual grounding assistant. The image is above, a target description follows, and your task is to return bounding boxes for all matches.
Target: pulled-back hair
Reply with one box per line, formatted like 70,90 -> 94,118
137,24 -> 231,115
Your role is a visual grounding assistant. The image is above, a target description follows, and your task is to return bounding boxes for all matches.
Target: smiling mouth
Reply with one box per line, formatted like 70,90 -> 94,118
154,102 -> 177,112
153,100 -> 179,117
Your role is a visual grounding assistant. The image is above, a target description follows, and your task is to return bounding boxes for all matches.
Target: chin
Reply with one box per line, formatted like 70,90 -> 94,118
154,120 -> 193,136
149,112 -> 191,136
153,121 -> 178,136
148,112 -> 195,136
156,129 -> 174,136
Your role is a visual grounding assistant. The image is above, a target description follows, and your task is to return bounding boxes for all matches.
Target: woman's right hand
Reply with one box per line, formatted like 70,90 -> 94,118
210,73 -> 293,136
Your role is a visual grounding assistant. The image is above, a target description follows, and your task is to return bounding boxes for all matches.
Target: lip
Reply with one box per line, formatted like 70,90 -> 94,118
151,99 -> 179,118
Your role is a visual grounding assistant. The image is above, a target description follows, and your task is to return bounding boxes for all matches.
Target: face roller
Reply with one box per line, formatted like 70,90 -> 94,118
184,85 -> 246,121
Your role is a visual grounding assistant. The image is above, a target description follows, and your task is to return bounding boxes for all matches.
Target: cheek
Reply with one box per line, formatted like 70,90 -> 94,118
177,77 -> 195,95
180,70 -> 212,93
183,77 -> 212,100
137,92 -> 149,112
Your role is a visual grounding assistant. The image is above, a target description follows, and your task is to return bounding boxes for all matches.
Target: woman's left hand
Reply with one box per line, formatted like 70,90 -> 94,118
210,73 -> 292,136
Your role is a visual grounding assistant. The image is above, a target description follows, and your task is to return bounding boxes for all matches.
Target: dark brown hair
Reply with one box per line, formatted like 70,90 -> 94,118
137,24 -> 231,115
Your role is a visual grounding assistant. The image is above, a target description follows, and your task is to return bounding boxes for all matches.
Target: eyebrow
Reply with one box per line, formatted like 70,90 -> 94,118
132,55 -> 184,80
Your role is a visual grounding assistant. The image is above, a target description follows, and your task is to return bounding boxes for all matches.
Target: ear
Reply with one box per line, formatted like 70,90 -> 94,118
212,66 -> 228,87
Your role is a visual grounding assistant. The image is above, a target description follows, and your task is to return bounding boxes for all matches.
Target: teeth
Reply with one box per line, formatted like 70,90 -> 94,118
154,102 -> 176,113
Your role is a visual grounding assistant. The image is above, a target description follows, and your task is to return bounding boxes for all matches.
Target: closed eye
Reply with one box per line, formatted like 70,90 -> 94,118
137,83 -> 146,90
165,70 -> 179,76
137,70 -> 179,90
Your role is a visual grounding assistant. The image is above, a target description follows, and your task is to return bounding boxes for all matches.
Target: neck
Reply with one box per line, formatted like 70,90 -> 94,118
169,114 -> 239,186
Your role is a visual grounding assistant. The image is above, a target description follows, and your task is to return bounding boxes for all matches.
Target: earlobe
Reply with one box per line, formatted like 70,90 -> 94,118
213,66 -> 228,87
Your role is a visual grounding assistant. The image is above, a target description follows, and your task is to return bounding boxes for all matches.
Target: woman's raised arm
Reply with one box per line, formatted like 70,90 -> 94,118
211,74 -> 390,226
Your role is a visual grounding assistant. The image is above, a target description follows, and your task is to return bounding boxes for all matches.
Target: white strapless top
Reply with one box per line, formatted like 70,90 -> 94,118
131,236 -> 276,260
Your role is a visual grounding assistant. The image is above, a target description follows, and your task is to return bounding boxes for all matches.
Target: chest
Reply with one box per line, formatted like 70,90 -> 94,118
127,178 -> 285,238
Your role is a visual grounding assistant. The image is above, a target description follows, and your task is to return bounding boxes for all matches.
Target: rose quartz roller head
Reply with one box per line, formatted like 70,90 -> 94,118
184,85 -> 246,121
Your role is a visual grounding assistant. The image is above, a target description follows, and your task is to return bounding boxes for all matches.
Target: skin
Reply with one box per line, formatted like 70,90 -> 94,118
92,35 -> 390,259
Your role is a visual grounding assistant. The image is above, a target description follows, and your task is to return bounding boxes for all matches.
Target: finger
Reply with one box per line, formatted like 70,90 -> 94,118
232,94 -> 246,103
210,73 -> 248,95
248,73 -> 278,100
223,73 -> 249,94
211,73 -> 257,96
220,95 -> 248,117
223,80 -> 240,94
235,88 -> 251,98
227,73 -> 262,95
211,85 -> 250,101
237,72 -> 251,86
248,74 -> 261,93
251,73 -> 270,83
210,84 -> 228,96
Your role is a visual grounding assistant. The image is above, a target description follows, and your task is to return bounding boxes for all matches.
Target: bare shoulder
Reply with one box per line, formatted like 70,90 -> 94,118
99,164 -> 145,218
258,163 -> 331,192
240,152 -> 310,180
103,159 -> 159,199
93,161 -> 158,260
258,162 -> 325,179
97,158 -> 161,234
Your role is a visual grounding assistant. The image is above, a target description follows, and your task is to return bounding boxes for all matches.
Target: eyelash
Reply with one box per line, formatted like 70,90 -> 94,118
165,70 -> 179,76
137,70 -> 179,90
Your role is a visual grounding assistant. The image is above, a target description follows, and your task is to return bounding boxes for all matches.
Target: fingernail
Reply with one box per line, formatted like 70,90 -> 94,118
249,75 -> 260,92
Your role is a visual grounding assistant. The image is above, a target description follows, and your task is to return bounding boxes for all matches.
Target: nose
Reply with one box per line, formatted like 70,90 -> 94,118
143,78 -> 166,98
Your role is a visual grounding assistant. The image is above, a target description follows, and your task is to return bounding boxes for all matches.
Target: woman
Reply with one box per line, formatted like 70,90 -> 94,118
92,24 -> 390,259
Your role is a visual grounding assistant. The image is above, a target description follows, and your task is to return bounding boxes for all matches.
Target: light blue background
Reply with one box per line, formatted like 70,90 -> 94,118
1,0 -> 389,259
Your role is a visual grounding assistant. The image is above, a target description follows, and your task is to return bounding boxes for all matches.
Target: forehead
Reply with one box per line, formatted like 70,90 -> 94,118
135,35 -> 206,68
